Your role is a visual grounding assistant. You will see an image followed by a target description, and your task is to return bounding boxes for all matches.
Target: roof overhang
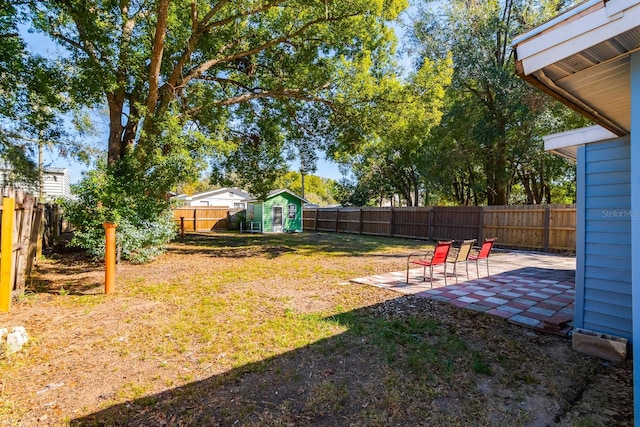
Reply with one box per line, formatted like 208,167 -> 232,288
543,125 -> 618,160
514,0 -> 640,137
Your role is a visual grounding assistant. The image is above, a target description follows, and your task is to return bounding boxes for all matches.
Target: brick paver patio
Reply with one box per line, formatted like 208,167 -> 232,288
351,251 -> 576,334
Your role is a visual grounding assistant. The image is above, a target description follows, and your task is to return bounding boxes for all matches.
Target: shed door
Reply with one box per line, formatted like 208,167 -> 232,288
272,206 -> 283,232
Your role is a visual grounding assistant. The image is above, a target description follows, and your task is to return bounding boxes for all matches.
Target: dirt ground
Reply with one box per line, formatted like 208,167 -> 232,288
0,232 -> 633,426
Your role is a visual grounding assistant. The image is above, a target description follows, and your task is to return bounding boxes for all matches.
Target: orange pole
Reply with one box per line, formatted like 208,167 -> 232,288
0,197 -> 15,312
103,222 -> 117,295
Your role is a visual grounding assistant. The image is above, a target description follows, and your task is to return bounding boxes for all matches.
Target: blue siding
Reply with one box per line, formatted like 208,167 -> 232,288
630,51 -> 640,424
577,137 -> 632,340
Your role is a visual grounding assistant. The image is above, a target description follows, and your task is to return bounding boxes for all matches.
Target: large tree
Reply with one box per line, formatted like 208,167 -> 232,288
411,0 -> 585,205
1,1 -> 88,182
334,55 -> 453,206
25,0 -> 407,197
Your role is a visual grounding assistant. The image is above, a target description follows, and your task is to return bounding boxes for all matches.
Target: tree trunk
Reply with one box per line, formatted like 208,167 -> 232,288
107,93 -> 126,165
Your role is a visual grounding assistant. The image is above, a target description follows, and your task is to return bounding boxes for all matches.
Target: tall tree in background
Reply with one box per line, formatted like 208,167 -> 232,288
274,171 -> 337,206
334,55 -> 453,206
25,0 -> 408,199
412,0 -> 585,205
0,1 -> 90,182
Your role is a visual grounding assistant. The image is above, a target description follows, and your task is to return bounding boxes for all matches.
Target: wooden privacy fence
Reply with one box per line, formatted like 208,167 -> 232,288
303,204 -> 576,252
0,190 -> 42,310
172,206 -> 243,231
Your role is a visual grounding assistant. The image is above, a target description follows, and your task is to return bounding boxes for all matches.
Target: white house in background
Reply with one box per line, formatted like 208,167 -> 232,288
173,187 -> 253,208
41,167 -> 72,200
0,166 -> 71,201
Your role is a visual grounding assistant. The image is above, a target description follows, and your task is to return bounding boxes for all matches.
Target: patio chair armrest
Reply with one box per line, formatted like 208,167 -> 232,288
407,252 -> 431,260
407,252 -> 431,266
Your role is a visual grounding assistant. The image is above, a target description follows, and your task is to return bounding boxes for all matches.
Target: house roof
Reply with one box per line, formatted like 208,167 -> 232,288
246,189 -> 309,203
513,0 -> 640,137
174,187 -> 253,201
542,125 -> 618,160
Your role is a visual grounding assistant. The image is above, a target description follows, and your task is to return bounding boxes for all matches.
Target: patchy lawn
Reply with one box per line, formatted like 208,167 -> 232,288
0,232 -> 632,426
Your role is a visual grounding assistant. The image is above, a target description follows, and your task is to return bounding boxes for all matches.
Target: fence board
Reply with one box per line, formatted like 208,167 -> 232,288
361,208 -> 392,236
172,206 -> 236,231
392,207 -> 432,239
314,209 -> 338,232
0,189 -> 39,306
303,204 -> 576,252
431,207 -> 483,242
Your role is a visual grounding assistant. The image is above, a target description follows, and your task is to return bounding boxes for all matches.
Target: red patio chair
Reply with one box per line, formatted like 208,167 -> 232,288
407,240 -> 453,286
448,239 -> 476,284
468,237 -> 497,278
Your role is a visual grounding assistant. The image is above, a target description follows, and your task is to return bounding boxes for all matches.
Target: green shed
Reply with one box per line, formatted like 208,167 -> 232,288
244,189 -> 307,233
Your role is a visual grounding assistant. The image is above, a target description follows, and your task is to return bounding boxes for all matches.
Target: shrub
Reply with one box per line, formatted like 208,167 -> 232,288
63,159 -> 177,263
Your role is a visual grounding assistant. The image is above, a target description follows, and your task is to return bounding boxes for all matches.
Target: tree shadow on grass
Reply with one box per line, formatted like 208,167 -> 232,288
67,295 -> 628,427
172,231 -> 430,259
28,251 -> 104,295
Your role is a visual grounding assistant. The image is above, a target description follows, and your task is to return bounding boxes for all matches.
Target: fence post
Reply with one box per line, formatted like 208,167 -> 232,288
314,209 -> 318,231
53,204 -> 60,243
180,217 -> 185,238
543,205 -> 551,252
335,208 -> 339,233
0,197 -> 15,312
479,207 -> 485,242
358,208 -> 363,234
35,203 -> 45,259
103,222 -> 117,295
26,204 -> 43,274
193,208 -> 197,231
13,193 -> 34,297
428,208 -> 433,240
389,207 -> 394,237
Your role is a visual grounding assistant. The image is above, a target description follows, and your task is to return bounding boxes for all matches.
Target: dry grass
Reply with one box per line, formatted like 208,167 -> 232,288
0,231 -> 632,426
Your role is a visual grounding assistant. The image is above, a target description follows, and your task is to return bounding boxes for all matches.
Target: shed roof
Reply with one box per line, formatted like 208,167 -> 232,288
246,189 -> 309,203
513,0 -> 640,136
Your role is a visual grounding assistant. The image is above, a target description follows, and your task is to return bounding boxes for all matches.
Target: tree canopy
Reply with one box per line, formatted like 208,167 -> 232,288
0,1 -> 90,181
406,0 -> 587,205
24,0 -> 408,199
333,55 -> 453,206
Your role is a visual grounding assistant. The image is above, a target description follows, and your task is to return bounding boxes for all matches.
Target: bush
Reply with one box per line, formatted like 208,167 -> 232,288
63,159 -> 177,263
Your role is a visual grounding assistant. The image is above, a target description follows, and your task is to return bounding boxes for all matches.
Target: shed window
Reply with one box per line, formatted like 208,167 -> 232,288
288,204 -> 296,219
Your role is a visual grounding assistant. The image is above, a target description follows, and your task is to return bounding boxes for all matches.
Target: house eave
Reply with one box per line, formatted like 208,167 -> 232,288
543,125 -> 619,161
513,0 -> 640,136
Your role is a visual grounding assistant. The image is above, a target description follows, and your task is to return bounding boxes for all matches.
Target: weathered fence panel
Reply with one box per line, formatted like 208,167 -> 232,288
303,204 -> 576,252
172,206 -> 236,231
392,207 -> 432,239
315,208 -> 338,232
335,208 -> 361,234
431,207 -> 484,242
0,189 -> 38,305
548,205 -> 576,251
361,208 -> 392,236
483,204 -> 576,251
483,205 -> 545,249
